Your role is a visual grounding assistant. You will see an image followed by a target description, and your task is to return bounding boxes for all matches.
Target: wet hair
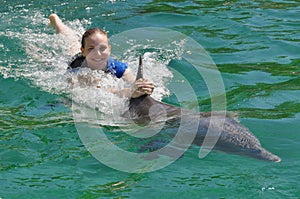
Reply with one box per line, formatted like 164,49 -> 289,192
81,28 -> 108,49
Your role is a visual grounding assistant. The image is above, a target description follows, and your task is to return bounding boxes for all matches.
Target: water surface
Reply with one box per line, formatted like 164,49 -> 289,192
0,0 -> 300,198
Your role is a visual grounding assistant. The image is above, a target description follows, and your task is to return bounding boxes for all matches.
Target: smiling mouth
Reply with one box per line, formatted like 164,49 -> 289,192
91,58 -> 104,62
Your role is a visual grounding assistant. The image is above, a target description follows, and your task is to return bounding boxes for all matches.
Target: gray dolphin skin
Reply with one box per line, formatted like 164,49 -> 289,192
127,56 -> 281,162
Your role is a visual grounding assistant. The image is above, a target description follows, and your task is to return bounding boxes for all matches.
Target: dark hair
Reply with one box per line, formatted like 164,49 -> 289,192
81,28 -> 108,48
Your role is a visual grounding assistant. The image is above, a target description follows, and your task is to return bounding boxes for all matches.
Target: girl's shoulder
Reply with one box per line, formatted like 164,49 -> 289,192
107,58 -> 128,78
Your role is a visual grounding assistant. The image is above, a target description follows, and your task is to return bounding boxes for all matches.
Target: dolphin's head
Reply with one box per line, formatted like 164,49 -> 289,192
213,117 -> 282,163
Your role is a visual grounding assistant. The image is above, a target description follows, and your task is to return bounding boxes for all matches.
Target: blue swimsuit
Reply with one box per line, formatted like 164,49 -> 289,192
68,53 -> 128,78
106,58 -> 128,78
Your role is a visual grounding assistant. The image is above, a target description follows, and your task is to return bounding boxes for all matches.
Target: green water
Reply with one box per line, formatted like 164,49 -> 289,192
1,0 -> 300,198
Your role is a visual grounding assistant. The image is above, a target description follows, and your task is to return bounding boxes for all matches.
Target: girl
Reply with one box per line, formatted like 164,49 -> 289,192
49,14 -> 154,98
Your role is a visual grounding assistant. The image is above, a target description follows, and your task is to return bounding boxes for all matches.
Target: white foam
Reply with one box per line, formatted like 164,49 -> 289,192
1,11 -> 189,126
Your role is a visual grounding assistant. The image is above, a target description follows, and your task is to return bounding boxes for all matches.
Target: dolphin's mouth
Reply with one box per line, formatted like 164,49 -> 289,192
275,158 -> 281,162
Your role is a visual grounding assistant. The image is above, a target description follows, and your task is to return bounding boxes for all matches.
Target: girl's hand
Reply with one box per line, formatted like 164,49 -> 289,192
131,78 -> 154,98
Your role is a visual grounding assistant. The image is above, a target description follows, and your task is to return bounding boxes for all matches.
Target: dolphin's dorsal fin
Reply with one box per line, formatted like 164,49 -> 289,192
136,55 -> 143,80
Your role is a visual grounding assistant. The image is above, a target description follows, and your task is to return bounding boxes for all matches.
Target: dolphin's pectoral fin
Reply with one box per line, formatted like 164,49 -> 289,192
138,139 -> 169,153
138,138 -> 186,160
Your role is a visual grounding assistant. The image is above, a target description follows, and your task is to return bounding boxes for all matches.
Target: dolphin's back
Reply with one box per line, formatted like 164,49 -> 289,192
128,95 -> 181,123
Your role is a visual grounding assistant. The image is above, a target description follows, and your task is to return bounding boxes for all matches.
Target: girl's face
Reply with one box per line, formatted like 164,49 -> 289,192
81,32 -> 111,70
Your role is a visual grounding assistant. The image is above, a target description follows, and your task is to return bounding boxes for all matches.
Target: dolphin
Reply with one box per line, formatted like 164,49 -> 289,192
126,56 -> 281,162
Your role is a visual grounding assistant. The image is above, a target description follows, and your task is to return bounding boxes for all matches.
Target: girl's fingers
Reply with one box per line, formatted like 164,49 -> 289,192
134,78 -> 154,96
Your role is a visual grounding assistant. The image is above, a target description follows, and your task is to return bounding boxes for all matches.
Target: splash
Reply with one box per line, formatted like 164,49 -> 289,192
0,11 -> 183,126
